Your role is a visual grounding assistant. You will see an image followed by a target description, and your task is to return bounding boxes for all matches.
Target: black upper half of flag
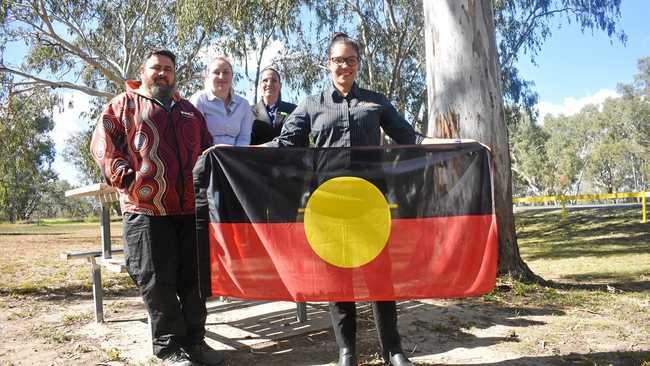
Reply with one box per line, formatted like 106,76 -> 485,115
193,143 -> 493,223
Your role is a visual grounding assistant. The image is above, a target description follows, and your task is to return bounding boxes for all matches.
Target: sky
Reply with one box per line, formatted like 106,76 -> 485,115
6,1 -> 649,186
516,0 -> 650,120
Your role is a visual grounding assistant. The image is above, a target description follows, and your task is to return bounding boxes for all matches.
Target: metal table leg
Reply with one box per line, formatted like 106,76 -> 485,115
296,302 -> 307,323
88,256 -> 104,323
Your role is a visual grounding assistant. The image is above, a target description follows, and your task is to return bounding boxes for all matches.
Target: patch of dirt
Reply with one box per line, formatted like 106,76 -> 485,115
1,225 -> 649,365
0,295 -> 108,365
1,293 -> 648,365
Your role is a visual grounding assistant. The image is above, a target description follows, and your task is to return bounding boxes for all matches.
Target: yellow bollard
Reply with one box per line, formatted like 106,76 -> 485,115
560,199 -> 568,219
642,194 -> 647,224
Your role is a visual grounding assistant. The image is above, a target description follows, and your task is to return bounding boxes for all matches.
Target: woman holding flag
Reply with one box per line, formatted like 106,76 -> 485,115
265,32 -> 416,366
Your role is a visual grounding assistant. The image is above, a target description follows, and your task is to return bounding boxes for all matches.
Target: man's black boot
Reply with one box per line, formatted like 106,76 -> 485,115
184,341 -> 224,365
338,347 -> 357,366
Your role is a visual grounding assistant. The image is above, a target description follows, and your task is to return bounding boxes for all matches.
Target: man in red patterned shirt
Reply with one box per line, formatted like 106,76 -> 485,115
91,49 -> 221,366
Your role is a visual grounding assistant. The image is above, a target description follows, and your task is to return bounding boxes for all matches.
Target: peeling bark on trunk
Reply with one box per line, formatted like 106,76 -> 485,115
423,0 -> 540,281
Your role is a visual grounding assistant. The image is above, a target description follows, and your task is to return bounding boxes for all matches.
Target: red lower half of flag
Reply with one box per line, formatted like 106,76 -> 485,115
208,214 -> 498,301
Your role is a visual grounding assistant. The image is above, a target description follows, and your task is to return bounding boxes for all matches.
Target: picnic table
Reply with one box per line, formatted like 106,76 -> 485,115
62,183 -> 123,323
62,183 -> 308,324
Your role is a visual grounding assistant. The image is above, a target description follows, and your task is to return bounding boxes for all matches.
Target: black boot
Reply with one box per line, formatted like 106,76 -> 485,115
338,347 -> 357,366
184,341 -> 224,365
388,351 -> 413,366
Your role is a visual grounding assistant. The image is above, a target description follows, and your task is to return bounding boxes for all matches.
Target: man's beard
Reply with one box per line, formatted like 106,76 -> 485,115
151,83 -> 174,107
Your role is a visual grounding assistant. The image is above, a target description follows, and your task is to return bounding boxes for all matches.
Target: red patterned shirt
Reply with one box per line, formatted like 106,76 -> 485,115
91,80 -> 213,215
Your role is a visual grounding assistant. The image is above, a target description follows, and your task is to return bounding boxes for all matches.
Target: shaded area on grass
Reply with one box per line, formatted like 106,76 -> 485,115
516,206 -> 650,293
517,207 -> 648,251
445,351 -> 650,366
544,279 -> 650,293
523,240 -> 650,260
0,282 -> 138,299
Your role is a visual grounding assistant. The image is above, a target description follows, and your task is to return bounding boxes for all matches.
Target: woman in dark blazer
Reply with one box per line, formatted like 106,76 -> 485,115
250,67 -> 296,145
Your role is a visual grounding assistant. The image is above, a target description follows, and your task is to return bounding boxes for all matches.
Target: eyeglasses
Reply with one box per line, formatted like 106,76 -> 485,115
330,56 -> 358,67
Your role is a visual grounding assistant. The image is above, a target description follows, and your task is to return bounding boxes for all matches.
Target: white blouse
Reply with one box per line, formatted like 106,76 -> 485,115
189,89 -> 253,146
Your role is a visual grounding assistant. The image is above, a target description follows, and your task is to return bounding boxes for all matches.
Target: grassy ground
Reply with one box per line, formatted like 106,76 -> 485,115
0,207 -> 648,365
517,207 -> 650,290
0,221 -> 131,297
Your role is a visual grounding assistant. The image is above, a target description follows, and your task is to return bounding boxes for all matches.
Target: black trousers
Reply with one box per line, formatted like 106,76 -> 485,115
123,213 -> 207,357
329,301 -> 402,359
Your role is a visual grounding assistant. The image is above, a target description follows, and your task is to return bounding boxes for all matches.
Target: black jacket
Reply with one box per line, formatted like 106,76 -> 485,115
251,100 -> 297,145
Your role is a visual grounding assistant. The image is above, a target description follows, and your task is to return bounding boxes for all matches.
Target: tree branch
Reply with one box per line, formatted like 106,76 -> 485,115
511,165 -> 542,195
35,0 -> 124,86
347,0 -> 375,85
252,34 -> 271,103
501,6 -> 577,68
177,30 -> 207,79
384,0 -> 398,30
1,66 -> 113,98
126,0 -> 152,78
47,3 -> 124,77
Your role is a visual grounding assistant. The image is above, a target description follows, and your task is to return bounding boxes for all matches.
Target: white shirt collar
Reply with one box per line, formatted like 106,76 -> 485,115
206,89 -> 236,107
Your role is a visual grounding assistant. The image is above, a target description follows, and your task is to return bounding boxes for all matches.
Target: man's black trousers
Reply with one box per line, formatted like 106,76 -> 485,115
123,213 -> 207,357
329,301 -> 402,358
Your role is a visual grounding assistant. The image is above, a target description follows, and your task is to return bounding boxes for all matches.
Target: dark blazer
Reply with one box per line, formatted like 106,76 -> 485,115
251,100 -> 297,145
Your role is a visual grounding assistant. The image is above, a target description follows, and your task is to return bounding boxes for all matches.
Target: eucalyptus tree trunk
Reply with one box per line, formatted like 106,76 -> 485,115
423,0 -> 538,281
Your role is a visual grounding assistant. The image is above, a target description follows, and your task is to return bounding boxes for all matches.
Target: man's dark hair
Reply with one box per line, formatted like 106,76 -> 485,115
328,32 -> 360,59
143,49 -> 177,67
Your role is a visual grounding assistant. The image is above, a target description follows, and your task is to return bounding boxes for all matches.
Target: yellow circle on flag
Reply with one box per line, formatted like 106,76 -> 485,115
304,176 -> 391,268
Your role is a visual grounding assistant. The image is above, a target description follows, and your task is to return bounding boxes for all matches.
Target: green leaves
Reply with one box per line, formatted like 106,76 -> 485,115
2,0 -> 264,98
62,125 -> 100,185
495,0 -> 626,112
511,58 -> 650,196
279,0 -> 427,129
0,89 -> 58,222
24,44 -> 69,74
0,0 -> 639,202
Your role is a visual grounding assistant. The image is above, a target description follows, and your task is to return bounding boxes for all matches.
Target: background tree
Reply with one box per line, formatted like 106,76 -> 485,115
509,114 -> 553,196
33,180 -> 96,219
63,126 -> 101,185
231,0 -> 302,103
276,0 -> 428,129
274,0 -> 626,134
0,87 -> 57,222
510,56 -> 650,197
542,111 -> 591,195
617,56 -> 650,188
494,0 -> 626,118
0,0 -> 245,97
583,97 -> 647,193
423,0 -> 539,280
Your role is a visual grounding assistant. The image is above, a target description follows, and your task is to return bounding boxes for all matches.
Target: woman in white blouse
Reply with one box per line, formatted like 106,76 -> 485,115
190,57 -> 253,146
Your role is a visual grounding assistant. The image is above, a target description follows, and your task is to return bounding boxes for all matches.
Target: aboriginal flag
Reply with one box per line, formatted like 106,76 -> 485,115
194,143 -> 498,301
